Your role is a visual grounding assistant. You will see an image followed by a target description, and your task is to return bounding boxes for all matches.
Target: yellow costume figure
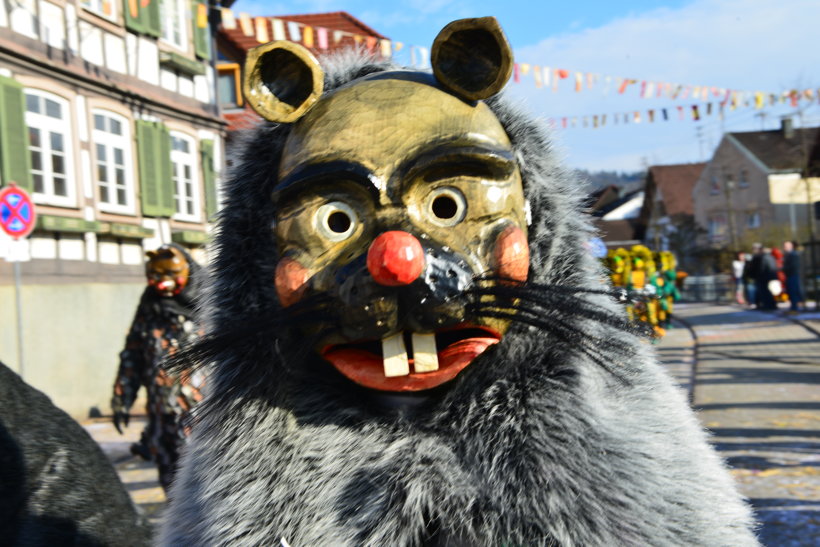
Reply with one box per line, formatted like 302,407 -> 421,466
652,251 -> 668,328
606,248 -> 631,289
629,245 -> 663,338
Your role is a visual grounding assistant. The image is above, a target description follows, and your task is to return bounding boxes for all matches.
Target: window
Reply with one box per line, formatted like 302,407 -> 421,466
10,0 -> 37,39
708,215 -> 727,241
170,132 -> 199,221
709,175 -> 720,195
80,0 -> 115,20
217,64 -> 242,109
92,110 -> 135,214
160,0 -> 187,50
747,211 -> 760,229
739,169 -> 749,188
39,1 -> 65,49
25,90 -> 75,207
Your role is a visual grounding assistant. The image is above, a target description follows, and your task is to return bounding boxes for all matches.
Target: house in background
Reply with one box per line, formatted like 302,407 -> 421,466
0,0 -> 224,416
693,119 -> 820,248
642,162 -> 705,248
587,181 -> 648,249
216,11 -> 389,138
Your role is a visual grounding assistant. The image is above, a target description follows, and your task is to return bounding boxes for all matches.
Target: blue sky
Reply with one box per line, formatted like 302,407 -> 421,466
229,0 -> 820,172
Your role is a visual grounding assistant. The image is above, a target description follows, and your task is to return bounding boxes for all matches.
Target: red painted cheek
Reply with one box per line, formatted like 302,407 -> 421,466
494,226 -> 529,282
275,257 -> 311,308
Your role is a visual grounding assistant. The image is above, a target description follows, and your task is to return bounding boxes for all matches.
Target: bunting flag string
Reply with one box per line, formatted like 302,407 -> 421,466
546,100 -> 754,130
215,8 -> 820,109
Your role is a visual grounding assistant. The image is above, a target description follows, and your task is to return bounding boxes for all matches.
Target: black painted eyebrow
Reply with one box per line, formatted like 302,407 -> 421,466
273,160 -> 381,202
400,144 -> 516,184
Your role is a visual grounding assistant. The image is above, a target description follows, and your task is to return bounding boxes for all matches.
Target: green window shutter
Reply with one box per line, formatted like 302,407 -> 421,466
156,124 -> 174,216
200,139 -> 217,220
137,120 -> 161,216
137,121 -> 174,217
122,0 -> 144,33
193,2 -> 211,60
0,75 -> 33,191
144,0 -> 162,38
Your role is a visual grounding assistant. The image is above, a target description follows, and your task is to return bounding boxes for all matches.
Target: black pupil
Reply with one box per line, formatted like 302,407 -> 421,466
327,211 -> 351,233
432,195 -> 459,219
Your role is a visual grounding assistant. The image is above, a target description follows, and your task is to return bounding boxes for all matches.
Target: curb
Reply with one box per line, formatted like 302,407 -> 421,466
669,314 -> 698,407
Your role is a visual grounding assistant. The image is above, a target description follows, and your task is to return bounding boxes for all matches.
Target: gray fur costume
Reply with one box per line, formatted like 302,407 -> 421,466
160,51 -> 758,546
0,362 -> 151,546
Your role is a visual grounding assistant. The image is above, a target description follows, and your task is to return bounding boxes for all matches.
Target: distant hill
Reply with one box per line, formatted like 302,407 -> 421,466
575,169 -> 645,191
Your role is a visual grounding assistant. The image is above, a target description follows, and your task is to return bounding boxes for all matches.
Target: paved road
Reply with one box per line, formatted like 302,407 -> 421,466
660,303 -> 820,547
84,303 -> 820,544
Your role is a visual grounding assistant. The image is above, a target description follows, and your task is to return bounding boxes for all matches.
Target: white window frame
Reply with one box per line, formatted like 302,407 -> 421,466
79,0 -> 116,21
708,215 -> 726,240
160,0 -> 187,51
170,132 -> 200,222
25,89 -> 77,208
38,0 -> 65,49
10,0 -> 38,39
92,109 -> 135,215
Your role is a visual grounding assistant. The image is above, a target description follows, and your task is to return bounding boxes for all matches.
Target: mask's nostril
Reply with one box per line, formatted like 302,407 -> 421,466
367,231 -> 425,286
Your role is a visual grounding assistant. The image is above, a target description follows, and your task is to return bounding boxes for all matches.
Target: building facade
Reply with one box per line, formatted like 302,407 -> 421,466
693,120 -> 820,249
0,0 -> 224,416
216,11 -> 389,135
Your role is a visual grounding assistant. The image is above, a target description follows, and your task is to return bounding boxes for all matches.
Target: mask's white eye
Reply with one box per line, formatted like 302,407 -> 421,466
315,201 -> 358,241
427,187 -> 467,227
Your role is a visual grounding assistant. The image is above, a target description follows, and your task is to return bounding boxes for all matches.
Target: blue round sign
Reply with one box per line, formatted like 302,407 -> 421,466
0,184 -> 37,239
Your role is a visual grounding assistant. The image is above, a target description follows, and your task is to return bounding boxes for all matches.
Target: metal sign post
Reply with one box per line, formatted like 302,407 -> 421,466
1,183 -> 37,379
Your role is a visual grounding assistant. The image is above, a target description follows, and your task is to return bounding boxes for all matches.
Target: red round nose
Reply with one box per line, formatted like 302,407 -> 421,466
367,231 -> 425,286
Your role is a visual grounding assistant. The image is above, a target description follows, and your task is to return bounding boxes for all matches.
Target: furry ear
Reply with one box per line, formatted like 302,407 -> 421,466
431,17 -> 513,101
243,40 -> 325,123
145,250 -> 157,259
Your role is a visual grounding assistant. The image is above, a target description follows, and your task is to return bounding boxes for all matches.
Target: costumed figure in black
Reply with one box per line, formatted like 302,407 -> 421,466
111,243 -> 205,491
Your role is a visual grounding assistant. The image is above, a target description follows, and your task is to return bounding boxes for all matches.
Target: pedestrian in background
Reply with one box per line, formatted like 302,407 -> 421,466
757,246 -> 778,311
783,240 -> 804,313
744,243 -> 763,308
732,252 -> 746,305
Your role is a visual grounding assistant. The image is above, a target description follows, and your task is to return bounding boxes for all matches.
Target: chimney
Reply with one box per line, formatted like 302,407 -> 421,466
781,117 -> 794,139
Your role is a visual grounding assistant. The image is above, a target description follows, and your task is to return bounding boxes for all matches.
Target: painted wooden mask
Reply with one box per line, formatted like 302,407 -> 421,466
145,245 -> 190,297
245,18 -> 529,392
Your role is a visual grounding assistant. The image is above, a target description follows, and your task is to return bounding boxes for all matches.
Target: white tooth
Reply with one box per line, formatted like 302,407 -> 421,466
411,333 -> 439,373
382,333 -> 410,377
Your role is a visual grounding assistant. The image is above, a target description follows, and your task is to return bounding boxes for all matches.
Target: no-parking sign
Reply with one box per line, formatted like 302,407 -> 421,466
0,184 -> 36,239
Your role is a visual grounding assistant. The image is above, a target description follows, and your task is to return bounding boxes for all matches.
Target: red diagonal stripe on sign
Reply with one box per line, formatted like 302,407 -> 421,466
4,195 -> 27,226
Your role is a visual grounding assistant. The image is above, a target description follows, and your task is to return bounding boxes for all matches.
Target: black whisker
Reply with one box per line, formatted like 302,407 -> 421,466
468,305 -> 632,384
167,293 -> 336,375
467,284 -> 650,338
469,300 -> 636,357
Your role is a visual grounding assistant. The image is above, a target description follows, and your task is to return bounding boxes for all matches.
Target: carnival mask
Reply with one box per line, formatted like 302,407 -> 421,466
245,18 -> 529,392
146,245 -> 190,298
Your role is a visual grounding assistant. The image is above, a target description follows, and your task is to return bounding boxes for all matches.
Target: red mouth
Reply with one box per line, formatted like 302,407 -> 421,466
321,325 -> 501,392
